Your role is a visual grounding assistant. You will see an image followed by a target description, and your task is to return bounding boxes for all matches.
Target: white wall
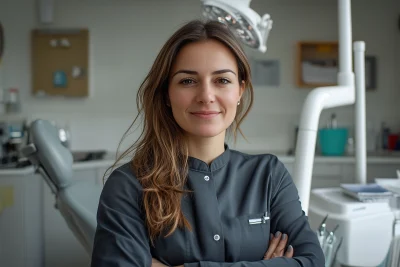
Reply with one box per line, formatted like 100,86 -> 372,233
0,0 -> 399,154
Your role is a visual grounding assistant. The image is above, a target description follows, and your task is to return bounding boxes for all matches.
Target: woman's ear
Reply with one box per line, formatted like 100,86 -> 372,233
239,80 -> 245,100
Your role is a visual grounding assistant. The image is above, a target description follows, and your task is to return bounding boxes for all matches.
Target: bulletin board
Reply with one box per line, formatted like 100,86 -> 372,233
31,28 -> 89,97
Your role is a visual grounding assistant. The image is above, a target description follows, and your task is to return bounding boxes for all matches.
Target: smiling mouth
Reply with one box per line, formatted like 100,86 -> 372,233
190,112 -> 221,119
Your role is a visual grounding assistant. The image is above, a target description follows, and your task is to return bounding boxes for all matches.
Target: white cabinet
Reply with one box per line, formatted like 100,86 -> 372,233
311,163 -> 343,188
340,163 -> 399,184
367,164 -> 400,182
283,160 -> 400,190
0,171 -> 43,267
283,162 -> 343,189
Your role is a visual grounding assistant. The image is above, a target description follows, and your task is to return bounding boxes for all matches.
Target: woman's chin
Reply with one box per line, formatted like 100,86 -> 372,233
186,127 -> 226,139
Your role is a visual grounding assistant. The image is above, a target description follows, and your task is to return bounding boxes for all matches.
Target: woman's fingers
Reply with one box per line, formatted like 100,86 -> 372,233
284,245 -> 294,258
264,232 -> 293,260
264,231 -> 282,259
275,233 -> 288,255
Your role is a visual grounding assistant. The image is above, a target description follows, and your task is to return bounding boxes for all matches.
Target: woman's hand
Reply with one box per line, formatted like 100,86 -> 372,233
152,258 -> 169,267
152,258 -> 183,267
263,231 -> 294,260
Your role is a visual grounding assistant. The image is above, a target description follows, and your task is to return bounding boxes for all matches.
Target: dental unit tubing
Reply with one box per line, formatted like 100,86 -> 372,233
293,0 -> 355,214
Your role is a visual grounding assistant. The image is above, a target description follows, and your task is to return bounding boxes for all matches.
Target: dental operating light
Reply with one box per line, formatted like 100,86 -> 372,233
200,0 -> 273,52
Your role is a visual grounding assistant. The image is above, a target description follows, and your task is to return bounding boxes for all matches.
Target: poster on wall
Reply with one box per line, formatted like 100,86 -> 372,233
251,59 -> 280,87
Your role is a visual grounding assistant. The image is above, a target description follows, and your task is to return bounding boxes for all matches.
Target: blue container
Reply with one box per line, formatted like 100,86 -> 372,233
318,128 -> 348,156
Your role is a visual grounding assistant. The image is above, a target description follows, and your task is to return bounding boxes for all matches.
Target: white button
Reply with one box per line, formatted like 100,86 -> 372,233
213,234 -> 220,241
204,176 -> 210,181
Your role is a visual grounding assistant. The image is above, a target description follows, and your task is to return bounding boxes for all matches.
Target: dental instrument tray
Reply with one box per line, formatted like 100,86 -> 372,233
340,183 -> 393,202
308,187 -> 395,267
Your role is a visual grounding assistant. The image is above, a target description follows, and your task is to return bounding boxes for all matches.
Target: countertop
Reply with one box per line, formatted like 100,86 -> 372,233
1,149 -> 400,176
245,149 -> 400,164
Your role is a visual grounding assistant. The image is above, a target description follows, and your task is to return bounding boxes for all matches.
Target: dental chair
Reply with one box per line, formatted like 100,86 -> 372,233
21,119 -> 102,254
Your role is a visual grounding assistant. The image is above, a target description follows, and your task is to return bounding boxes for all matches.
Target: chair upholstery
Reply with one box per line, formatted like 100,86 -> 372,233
22,119 -> 102,254
29,119 -> 73,189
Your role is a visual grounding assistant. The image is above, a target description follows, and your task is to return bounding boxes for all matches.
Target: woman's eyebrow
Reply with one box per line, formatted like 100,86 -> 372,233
212,69 -> 237,76
171,69 -> 237,78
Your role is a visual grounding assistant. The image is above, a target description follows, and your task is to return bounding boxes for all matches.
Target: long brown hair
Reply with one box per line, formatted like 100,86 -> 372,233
106,20 -> 254,243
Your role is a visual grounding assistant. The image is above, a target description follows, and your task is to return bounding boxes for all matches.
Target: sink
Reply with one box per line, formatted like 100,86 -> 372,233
71,150 -> 107,162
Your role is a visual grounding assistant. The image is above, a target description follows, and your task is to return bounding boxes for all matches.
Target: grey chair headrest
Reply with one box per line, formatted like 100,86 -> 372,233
30,119 -> 73,189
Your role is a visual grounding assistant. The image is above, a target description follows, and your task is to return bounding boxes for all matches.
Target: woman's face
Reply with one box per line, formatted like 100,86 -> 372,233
168,39 -> 244,139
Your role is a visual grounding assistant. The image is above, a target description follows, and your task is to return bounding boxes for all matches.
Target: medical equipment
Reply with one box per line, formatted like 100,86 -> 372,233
323,224 -> 340,267
21,119 -> 102,254
317,214 -> 328,248
309,176 -> 400,266
201,0 -> 273,53
316,215 -> 342,267
308,187 -> 399,267
308,172 -> 400,266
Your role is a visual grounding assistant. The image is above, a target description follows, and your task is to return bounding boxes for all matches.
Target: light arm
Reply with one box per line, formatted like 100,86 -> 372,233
293,0 -> 357,214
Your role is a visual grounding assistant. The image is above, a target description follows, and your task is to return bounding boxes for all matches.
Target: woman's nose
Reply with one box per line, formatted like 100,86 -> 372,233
196,82 -> 216,104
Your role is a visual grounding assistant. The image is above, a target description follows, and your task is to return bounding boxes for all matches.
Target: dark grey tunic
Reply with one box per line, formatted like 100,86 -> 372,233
91,146 -> 325,267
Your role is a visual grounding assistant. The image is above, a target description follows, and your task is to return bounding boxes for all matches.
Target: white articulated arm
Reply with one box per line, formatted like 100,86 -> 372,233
293,0 -> 356,214
293,84 -> 355,214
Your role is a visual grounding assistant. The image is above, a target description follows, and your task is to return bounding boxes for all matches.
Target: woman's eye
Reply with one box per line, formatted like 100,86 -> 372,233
180,79 -> 195,85
218,78 -> 231,84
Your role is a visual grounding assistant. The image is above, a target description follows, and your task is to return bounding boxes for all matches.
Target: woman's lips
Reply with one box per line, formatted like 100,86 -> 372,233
190,111 -> 220,119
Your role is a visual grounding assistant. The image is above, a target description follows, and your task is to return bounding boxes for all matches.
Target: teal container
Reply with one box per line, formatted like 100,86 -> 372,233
318,128 -> 348,156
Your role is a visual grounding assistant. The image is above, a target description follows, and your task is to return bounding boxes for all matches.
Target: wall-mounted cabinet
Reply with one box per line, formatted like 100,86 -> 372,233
296,41 -> 338,88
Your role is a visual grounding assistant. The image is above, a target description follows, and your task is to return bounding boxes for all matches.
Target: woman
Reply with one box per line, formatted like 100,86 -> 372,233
91,20 -> 325,267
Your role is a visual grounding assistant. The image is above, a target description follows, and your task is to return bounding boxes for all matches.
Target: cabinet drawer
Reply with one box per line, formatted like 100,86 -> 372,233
311,176 -> 341,189
313,163 -> 342,177
72,169 -> 97,182
367,164 -> 400,183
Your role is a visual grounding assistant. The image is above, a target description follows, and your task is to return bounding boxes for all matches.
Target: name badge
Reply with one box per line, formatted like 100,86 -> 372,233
249,212 -> 270,224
